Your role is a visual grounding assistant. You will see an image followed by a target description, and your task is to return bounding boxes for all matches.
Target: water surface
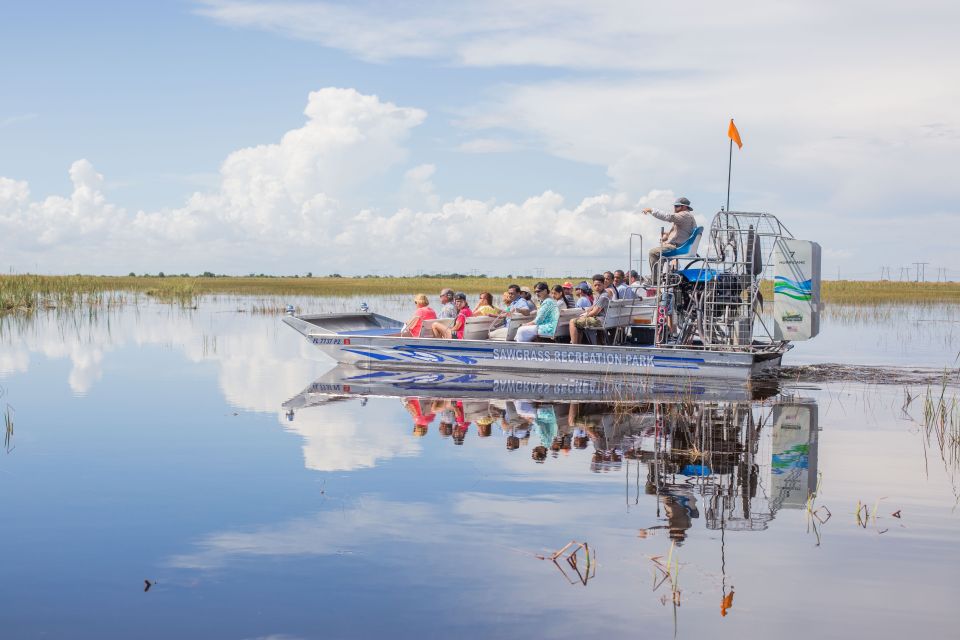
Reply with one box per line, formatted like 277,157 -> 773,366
0,296 -> 957,639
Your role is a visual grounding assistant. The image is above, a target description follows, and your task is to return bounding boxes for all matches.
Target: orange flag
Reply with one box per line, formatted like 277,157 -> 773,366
728,119 -> 743,149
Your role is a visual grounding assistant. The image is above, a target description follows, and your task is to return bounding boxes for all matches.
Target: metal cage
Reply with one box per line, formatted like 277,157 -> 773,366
654,211 -> 794,351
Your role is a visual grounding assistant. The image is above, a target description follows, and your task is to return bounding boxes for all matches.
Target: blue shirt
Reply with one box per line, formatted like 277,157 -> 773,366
533,297 -> 559,336
510,298 -> 534,313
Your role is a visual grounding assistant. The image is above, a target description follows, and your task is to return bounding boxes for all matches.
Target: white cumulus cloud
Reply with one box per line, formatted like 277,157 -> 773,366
0,87 -> 671,275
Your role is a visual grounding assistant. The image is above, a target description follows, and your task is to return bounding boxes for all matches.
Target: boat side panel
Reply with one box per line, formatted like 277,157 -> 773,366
301,334 -> 759,380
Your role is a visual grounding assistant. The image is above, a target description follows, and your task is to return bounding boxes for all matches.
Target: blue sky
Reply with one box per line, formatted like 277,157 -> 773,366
2,1 -> 957,277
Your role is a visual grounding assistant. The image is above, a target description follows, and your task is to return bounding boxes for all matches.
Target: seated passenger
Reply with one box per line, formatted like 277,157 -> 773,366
569,275 -> 610,344
488,285 -> 534,340
473,291 -> 500,317
575,282 -> 593,309
401,294 -> 436,337
519,286 -> 536,308
603,271 -> 620,300
432,292 -> 473,339
437,288 -> 457,319
561,281 -> 576,308
515,283 -> 562,342
614,270 -> 631,299
497,284 -> 534,318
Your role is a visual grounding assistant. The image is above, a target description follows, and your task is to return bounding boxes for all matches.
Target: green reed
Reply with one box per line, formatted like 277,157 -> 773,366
5,275 -> 960,316
922,373 -> 960,465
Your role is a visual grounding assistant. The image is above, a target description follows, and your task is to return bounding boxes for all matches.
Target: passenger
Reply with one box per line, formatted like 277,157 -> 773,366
515,283 -> 561,342
613,270 -> 627,297
531,282 -> 548,308
473,292 -> 500,317
575,282 -> 593,309
519,286 -> 535,308
642,197 -> 697,281
432,292 -> 473,339
505,284 -> 534,316
561,282 -> 576,308
615,269 -> 636,299
603,271 -> 620,300
437,288 -> 457,319
401,294 -> 437,337
625,269 -> 642,298
569,275 -> 610,344
488,285 -> 535,340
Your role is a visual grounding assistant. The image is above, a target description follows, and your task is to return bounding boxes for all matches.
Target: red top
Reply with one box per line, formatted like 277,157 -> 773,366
405,398 -> 436,426
454,306 -> 473,339
409,306 -> 436,337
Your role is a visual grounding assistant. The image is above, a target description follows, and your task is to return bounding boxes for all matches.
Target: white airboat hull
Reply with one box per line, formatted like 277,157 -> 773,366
283,313 -> 785,381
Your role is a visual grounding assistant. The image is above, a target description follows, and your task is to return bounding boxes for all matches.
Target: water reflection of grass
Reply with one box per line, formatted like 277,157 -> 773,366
2,394 -> 13,454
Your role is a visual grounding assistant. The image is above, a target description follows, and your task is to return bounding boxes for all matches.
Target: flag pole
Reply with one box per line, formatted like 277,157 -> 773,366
725,136 -> 733,212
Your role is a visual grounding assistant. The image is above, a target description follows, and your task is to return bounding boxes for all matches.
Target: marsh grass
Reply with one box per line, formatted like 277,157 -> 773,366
922,373 -> 960,469
902,373 -> 960,503
0,275 -> 530,315
5,275 -> 960,315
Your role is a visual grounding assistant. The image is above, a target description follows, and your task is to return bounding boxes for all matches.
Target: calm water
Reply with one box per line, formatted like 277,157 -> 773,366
1,296 -> 958,639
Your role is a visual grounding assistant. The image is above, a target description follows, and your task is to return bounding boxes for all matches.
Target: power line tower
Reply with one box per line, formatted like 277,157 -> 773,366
880,266 -> 891,280
912,262 -> 930,282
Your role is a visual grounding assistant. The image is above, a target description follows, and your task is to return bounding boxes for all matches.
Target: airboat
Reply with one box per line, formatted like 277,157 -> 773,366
284,211 -> 821,381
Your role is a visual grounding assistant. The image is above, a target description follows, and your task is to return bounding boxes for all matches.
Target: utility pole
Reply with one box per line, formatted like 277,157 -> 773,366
913,262 -> 929,282
880,266 -> 891,280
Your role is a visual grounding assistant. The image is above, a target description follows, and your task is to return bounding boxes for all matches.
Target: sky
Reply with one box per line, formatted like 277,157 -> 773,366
1,0 -> 958,278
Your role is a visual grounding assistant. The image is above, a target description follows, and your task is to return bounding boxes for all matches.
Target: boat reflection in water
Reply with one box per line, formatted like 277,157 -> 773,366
285,366 -> 818,544
629,399 -> 818,547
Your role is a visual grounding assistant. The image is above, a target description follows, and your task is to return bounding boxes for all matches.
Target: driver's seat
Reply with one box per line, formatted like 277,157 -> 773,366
662,226 -> 703,260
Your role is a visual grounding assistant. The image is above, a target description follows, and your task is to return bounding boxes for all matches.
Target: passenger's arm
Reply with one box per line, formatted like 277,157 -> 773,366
401,314 -> 417,336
